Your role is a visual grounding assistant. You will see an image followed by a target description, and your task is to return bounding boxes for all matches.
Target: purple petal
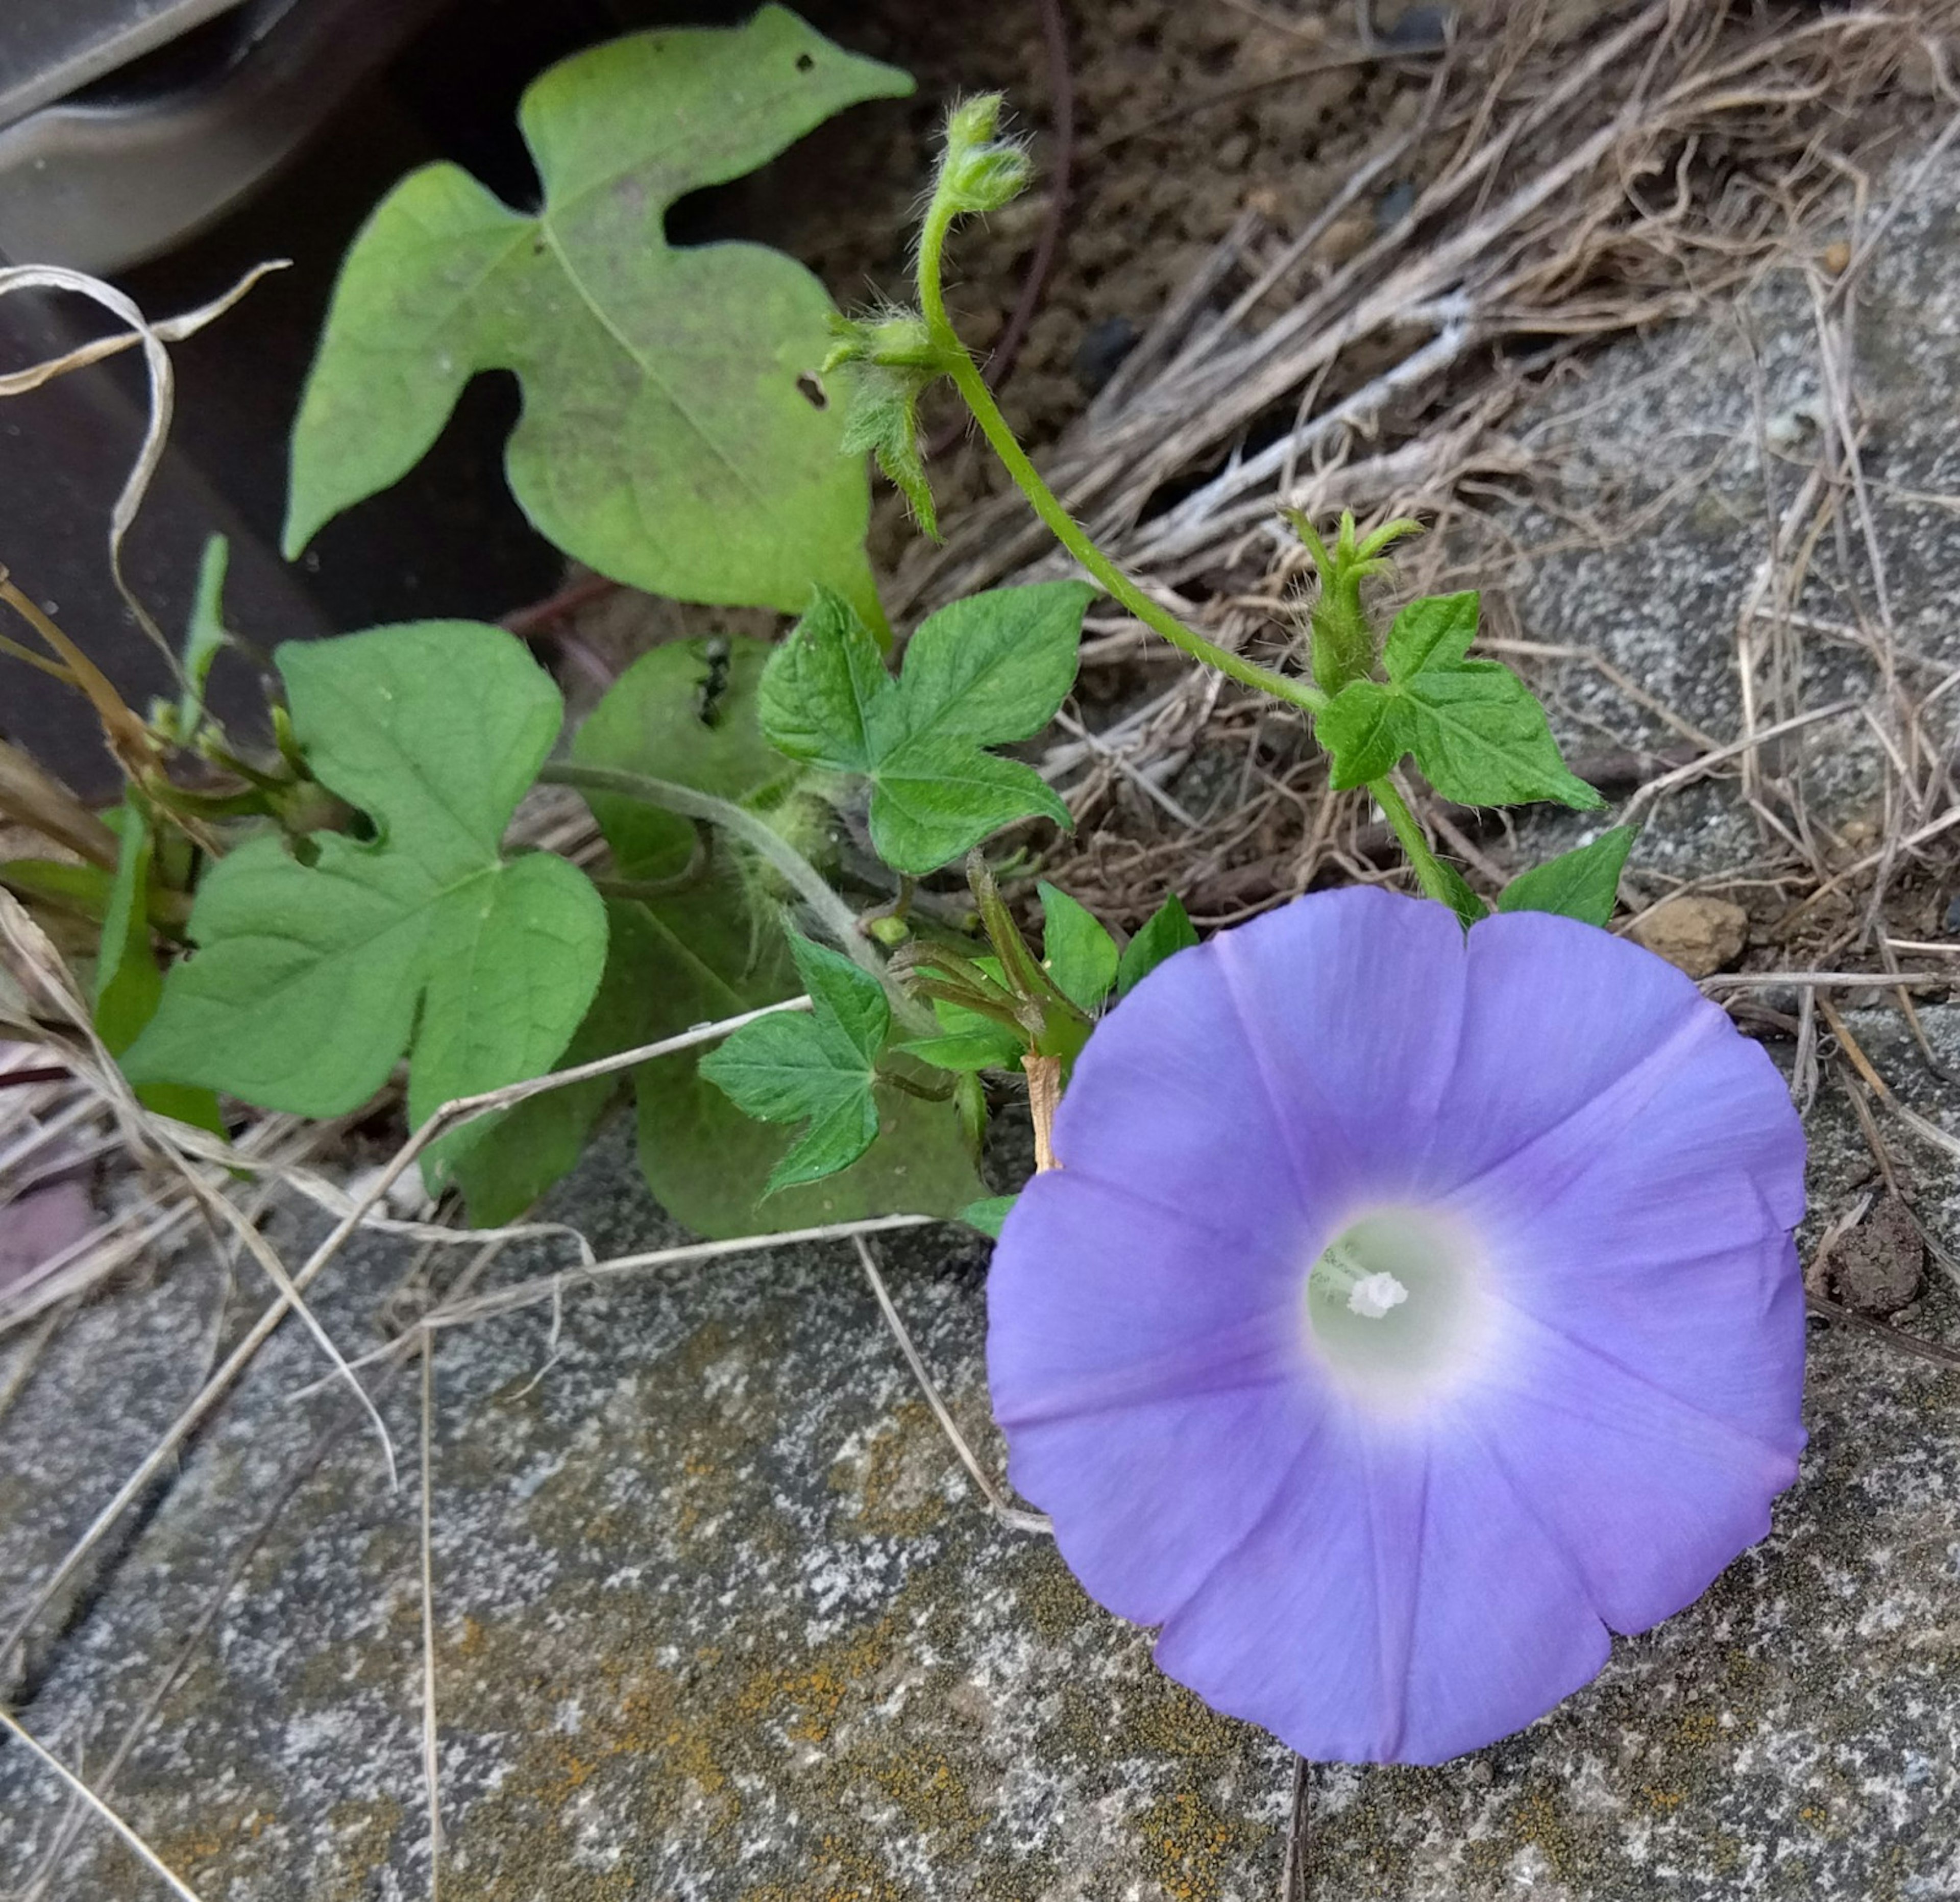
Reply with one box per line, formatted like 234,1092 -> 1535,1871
1153,1413 -> 1610,1764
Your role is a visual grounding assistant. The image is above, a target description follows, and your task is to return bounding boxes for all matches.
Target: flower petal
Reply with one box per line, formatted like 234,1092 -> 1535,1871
990,1170 -> 1320,1624
1153,1413 -> 1610,1764
1465,1272 -> 1803,1633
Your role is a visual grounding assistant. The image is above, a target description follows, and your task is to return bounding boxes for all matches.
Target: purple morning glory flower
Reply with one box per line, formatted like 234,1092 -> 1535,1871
988,886 -> 1806,1765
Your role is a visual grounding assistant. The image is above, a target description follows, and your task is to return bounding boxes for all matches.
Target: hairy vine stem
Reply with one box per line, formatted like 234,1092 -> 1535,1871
916,196 -> 1476,918
540,760 -> 933,1027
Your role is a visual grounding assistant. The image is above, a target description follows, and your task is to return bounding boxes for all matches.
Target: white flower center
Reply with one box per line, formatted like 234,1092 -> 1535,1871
1303,1207 -> 1490,1408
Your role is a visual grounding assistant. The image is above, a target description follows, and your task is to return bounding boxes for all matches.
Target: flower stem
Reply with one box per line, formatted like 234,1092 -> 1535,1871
916,207 -> 1326,720
1368,776 -> 1487,924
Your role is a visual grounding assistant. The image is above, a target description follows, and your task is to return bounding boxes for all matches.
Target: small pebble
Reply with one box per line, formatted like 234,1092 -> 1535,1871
1380,5 -> 1453,50
1829,1194 -> 1924,1317
1629,895 -> 1748,978
1943,892 -> 1960,933
1374,180 -> 1417,233
1073,316 -> 1141,394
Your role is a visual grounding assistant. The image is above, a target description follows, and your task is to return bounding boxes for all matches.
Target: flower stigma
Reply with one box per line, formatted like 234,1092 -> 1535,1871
1303,1206 -> 1489,1405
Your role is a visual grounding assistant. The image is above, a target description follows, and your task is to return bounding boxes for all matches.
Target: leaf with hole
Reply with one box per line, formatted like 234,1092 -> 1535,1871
122,623 -> 607,1170
284,8 -> 911,623
760,580 -> 1090,873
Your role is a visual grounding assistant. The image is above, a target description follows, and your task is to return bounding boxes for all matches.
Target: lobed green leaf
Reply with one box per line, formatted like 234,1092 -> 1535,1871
123,624 -> 608,1165
699,930 -> 889,1193
284,8 -> 911,623
760,580 -> 1090,874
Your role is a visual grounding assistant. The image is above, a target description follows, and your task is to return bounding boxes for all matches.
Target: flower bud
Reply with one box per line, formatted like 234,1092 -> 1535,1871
934,92 -> 1032,217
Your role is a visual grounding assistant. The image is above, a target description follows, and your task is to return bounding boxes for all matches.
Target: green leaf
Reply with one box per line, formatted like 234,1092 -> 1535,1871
178,534 -> 234,732
1309,588 -> 1599,812
756,589 -> 889,769
760,581 -> 1090,874
1037,882 -> 1117,1010
1315,680 -> 1409,791
699,931 -> 889,1192
1116,893 -> 1198,996
1399,663 -> 1602,810
1497,825 -> 1636,928
961,1194 -> 1017,1239
0,859 -> 115,921
94,797 -> 225,1134
898,1029 -> 1023,1073
476,633 -> 982,1234
284,9 -> 912,622
1429,855 -> 1490,930
123,624 -> 608,1162
1383,591 -> 1479,676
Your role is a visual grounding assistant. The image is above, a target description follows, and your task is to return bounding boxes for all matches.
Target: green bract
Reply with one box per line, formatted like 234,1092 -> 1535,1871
124,625 -> 607,1163
760,581 -> 1091,874
1037,882 -> 1117,1011
1115,892 -> 1198,996
1315,592 -> 1602,811
95,796 -> 223,1134
284,8 -> 910,623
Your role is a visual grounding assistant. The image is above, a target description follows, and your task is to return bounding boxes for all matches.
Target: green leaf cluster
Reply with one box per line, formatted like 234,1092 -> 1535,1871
760,581 -> 1091,874
1314,592 -> 1602,811
284,8 -> 910,625
122,624 -> 608,1173
451,637 -> 981,1234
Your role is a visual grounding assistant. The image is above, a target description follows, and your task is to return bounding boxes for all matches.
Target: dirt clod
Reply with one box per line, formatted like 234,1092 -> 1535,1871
1828,1195 -> 1925,1317
1630,897 -> 1749,978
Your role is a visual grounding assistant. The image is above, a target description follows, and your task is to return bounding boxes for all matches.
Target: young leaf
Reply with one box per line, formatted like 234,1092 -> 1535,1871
1382,591 -> 1479,676
898,1028 -> 1024,1073
1038,882 -> 1117,1010
1497,825 -> 1636,928
284,10 -> 912,622
462,635 -> 984,1234
1399,664 -> 1600,811
759,580 -> 1091,874
961,1194 -> 1017,1239
123,624 -> 607,1151
178,534 -> 234,733
94,797 -> 224,1134
1315,681 -> 1409,791
698,931 -> 889,1193
1309,589 -> 1600,811
1116,893 -> 1198,996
